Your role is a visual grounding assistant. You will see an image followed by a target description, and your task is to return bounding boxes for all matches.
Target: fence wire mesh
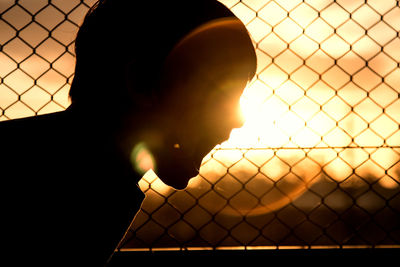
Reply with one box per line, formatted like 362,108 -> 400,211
0,0 -> 399,250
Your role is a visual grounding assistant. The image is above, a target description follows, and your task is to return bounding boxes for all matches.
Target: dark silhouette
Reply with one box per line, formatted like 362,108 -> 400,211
0,0 -> 256,265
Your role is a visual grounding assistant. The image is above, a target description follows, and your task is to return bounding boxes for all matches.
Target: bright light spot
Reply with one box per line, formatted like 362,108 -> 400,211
130,142 -> 156,175
225,80 -> 310,148
222,78 -> 400,195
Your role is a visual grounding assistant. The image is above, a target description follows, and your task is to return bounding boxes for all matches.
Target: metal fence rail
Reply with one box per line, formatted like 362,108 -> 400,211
0,0 -> 399,250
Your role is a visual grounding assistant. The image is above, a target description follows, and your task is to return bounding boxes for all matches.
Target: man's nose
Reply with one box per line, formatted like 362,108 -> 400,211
236,115 -> 245,129
233,103 -> 246,129
229,111 -> 245,130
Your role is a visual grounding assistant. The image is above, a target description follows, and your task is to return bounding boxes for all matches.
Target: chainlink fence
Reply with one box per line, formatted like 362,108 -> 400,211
1,0 -> 399,250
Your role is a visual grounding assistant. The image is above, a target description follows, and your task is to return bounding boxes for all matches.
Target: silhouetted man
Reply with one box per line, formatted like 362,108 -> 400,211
0,0 -> 256,265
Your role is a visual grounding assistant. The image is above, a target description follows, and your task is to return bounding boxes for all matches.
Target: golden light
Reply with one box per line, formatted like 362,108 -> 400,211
1,0 -> 400,248
135,0 -> 400,218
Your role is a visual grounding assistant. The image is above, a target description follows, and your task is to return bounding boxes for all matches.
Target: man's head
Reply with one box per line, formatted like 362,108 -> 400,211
70,0 -> 256,189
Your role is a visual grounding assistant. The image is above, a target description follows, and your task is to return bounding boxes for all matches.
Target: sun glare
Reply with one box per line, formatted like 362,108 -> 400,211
1,0 -> 399,220
227,79 -> 400,192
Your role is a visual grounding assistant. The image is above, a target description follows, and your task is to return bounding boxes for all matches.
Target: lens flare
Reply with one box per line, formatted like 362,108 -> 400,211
134,0 -> 399,218
130,142 -> 156,175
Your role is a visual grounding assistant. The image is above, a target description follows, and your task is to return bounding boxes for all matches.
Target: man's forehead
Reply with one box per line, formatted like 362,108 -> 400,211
162,19 -> 254,84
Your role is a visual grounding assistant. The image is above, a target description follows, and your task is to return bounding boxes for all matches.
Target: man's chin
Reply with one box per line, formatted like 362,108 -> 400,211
158,168 -> 198,190
170,180 -> 191,190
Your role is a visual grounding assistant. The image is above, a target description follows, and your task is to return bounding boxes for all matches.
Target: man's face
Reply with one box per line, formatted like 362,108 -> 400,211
154,18 -> 256,189
155,82 -> 246,190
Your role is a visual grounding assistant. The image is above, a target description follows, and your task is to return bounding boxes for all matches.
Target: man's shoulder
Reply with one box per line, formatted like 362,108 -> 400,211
0,111 -> 70,135
1,110 -> 68,126
0,111 -> 72,157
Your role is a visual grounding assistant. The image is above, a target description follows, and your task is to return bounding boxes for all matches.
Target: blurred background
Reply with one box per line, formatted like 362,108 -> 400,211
1,0 -> 399,250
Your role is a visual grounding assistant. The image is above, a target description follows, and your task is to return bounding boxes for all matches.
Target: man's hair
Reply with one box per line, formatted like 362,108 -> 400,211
69,0 -> 256,107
